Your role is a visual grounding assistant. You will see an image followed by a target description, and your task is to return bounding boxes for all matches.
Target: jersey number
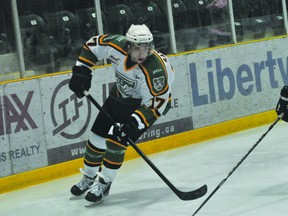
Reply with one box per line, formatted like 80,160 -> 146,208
151,97 -> 165,109
87,37 -> 98,46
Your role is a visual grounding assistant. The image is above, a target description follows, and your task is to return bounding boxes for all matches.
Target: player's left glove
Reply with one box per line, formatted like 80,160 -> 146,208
69,66 -> 92,98
112,116 -> 139,143
276,85 -> 288,122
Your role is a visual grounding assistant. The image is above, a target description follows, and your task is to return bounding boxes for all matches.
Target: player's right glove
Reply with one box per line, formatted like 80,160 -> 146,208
69,66 -> 92,98
108,116 -> 141,145
276,85 -> 288,122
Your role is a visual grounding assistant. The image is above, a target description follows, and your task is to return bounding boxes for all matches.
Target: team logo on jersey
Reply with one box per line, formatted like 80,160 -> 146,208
116,72 -> 137,94
153,76 -> 165,91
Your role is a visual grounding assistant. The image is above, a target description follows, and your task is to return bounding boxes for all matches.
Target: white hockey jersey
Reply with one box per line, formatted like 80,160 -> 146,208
76,34 -> 175,128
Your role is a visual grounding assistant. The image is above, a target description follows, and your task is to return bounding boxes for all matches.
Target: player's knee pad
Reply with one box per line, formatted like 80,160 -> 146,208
106,137 -> 127,153
103,138 -> 127,169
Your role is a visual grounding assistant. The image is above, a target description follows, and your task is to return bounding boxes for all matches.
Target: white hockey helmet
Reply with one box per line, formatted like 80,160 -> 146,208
126,24 -> 154,48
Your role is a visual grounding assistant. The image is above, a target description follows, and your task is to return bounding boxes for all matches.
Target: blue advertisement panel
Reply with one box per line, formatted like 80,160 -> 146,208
187,37 -> 287,128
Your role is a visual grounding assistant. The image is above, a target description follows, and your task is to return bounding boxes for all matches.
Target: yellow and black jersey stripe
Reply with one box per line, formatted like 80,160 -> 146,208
98,34 -> 128,55
139,51 -> 169,97
134,105 -> 161,128
77,44 -> 97,67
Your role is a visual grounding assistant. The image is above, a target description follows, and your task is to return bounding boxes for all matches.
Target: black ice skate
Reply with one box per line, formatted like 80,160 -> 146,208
85,173 -> 111,207
70,168 -> 96,199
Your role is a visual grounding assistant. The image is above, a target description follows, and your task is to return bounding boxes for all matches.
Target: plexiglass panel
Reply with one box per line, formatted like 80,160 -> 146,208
233,0 -> 285,42
0,0 -> 287,81
172,0 -> 232,51
16,0 -> 99,75
102,0 -> 171,54
0,0 -> 21,81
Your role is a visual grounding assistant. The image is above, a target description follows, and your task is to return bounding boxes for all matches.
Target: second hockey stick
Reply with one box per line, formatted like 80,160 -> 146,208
192,113 -> 283,215
84,91 -> 208,201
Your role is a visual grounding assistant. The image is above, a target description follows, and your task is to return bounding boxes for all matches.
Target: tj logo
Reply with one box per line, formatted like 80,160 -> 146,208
51,79 -> 91,139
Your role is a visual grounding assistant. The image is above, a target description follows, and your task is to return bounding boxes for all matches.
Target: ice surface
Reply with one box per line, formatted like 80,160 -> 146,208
1,121 -> 287,216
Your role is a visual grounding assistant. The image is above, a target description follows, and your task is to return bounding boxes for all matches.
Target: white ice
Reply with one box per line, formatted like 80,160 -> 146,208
1,121 -> 288,216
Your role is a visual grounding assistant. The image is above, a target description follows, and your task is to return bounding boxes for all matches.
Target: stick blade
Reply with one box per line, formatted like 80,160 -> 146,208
177,184 -> 208,201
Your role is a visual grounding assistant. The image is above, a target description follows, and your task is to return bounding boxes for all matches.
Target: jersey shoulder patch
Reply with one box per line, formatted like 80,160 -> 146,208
139,51 -> 169,96
99,34 -> 128,54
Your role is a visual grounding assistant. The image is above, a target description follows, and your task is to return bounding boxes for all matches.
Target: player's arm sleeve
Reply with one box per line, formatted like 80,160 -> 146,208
133,90 -> 172,129
75,35 -> 110,67
132,61 -> 175,129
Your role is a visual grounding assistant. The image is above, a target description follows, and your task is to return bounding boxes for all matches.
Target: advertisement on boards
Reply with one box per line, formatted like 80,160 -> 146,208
0,80 -> 47,177
44,60 -> 193,165
187,38 -> 288,128
3,37 -> 287,176
40,74 -> 95,165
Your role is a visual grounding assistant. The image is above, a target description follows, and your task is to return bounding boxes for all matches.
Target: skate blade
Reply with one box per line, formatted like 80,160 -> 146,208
85,200 -> 104,207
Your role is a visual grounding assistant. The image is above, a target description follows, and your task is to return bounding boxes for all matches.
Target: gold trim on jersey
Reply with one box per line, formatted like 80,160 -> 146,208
124,56 -> 137,71
139,52 -> 169,96
78,56 -> 95,67
99,35 -> 128,55
135,110 -> 150,127
151,108 -> 160,119
83,44 -> 91,51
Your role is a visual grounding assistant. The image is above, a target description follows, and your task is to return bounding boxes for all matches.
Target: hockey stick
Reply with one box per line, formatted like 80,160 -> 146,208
83,91 -> 207,201
192,113 -> 283,215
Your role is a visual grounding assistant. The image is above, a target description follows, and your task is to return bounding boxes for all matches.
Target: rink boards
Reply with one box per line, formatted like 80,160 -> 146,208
0,36 -> 287,193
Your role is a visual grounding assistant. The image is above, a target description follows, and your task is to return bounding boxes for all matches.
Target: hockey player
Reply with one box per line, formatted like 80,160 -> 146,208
276,85 -> 288,121
68,24 -> 175,206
